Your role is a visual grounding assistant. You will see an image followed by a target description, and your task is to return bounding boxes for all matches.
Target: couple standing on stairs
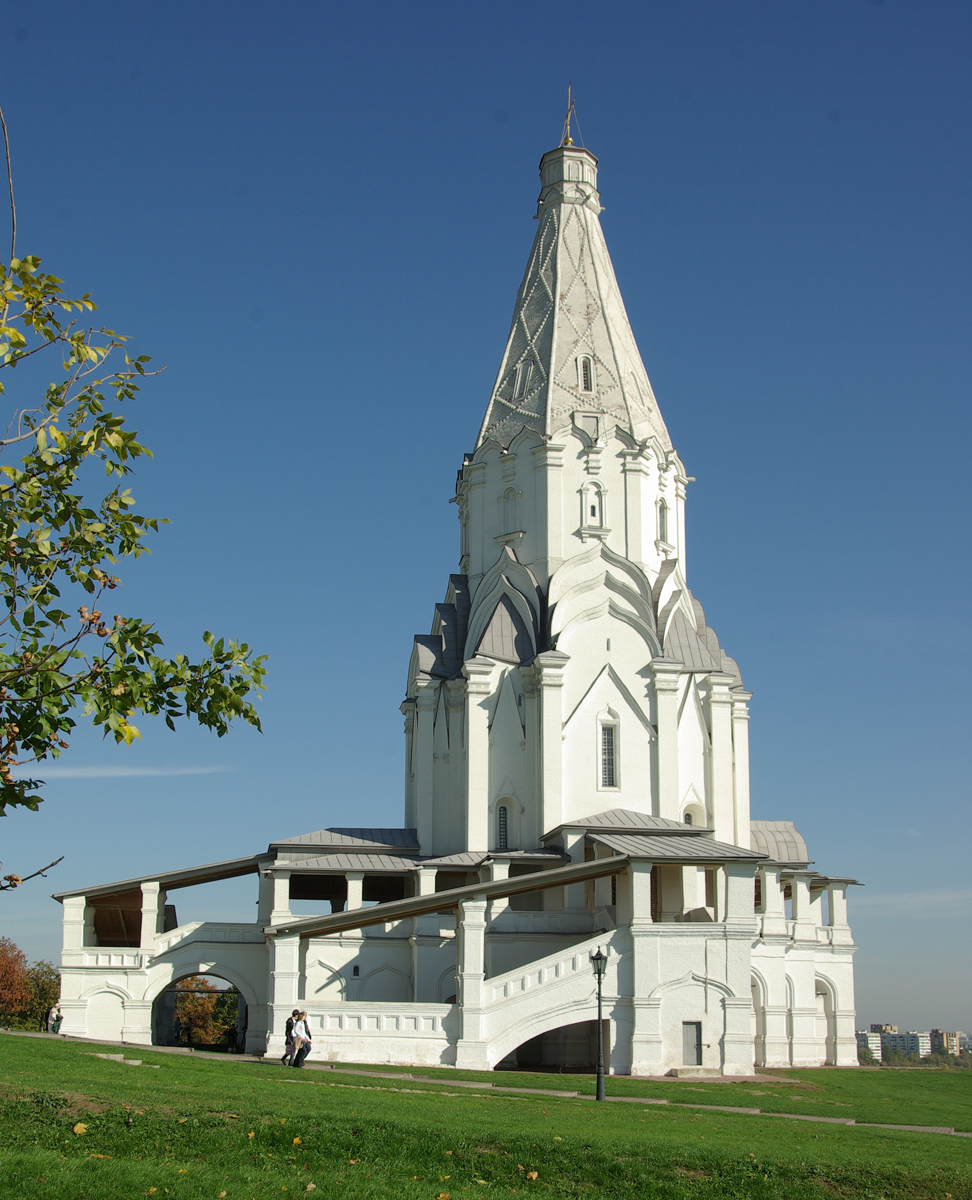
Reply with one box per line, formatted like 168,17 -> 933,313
281,1009 -> 311,1068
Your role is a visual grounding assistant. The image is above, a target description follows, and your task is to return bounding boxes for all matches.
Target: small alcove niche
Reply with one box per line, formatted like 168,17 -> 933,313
657,497 -> 671,548
577,355 -> 595,394
579,481 -> 607,540
502,487 -> 519,534
598,709 -> 620,790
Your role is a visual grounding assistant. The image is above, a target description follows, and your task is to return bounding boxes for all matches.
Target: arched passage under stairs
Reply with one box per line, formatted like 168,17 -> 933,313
152,970 -> 249,1052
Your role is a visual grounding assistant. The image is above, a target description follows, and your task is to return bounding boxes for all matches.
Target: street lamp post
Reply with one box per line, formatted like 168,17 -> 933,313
589,947 -> 607,1101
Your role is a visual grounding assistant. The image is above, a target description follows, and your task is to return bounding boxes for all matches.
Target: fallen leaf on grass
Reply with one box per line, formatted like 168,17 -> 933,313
552,1137 -> 561,1142
474,1180 -> 490,1186
248,1132 -> 255,1139
293,1137 -> 302,1146
445,1150 -> 453,1155
87,1154 -> 111,1160
218,1193 -> 227,1198
526,1172 -> 538,1181
178,1169 -> 187,1174
305,1187 -> 316,1193
437,1194 -> 450,1200
72,1123 -> 88,1135
145,1191 -> 156,1196
348,1159 -> 360,1165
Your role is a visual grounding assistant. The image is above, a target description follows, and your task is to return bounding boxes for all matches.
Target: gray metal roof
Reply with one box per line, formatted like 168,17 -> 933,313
664,608 -> 722,673
269,853 -> 629,939
589,831 -> 765,862
270,827 -> 420,852
52,854 -> 263,901
285,853 -> 419,873
418,851 -> 489,869
750,820 -> 810,866
544,809 -> 707,839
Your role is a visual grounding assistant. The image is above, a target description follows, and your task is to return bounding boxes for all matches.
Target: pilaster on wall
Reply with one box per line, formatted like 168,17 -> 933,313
463,659 -> 494,853
621,451 -> 648,566
650,659 -> 682,820
532,442 -> 566,587
465,461 -> 487,581
534,651 -> 570,834
702,674 -> 736,845
266,934 -> 300,1057
455,897 -> 490,1070
731,691 -> 752,848
413,682 -> 439,855
518,665 -> 540,846
411,866 -> 445,1002
401,699 -> 416,830
619,862 -> 663,1075
828,883 -> 856,947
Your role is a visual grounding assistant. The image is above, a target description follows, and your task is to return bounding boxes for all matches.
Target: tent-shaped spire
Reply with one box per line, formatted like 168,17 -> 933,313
477,144 -> 673,452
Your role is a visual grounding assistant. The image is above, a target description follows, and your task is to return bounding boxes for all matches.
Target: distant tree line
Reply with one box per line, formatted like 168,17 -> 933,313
0,936 -> 58,1029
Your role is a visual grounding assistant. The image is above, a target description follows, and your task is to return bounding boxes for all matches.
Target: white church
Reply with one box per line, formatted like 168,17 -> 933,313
54,136 -> 860,1076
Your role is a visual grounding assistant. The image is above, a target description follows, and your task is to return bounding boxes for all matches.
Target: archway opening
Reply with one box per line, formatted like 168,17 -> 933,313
495,1020 -> 606,1073
153,974 -> 246,1053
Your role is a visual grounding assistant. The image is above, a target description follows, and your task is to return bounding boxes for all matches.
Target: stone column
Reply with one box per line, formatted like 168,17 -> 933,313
62,895 -> 87,950
730,691 -> 752,848
674,476 -> 688,579
535,650 -> 570,834
270,871 -> 292,926
703,674 -> 736,845
257,871 -> 274,925
487,858 -> 510,918
650,659 -> 681,820
139,881 -> 162,948
758,867 -> 788,938
345,872 -> 365,911
463,659 -> 494,853
267,933 -> 300,1058
454,897 -> 490,1070
413,681 -> 438,855
827,882 -> 855,947
411,867 -> 444,1002
518,665 -> 540,845
617,861 -> 662,1075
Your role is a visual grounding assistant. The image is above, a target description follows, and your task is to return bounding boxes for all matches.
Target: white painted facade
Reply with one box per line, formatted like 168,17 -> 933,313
55,138 -> 859,1076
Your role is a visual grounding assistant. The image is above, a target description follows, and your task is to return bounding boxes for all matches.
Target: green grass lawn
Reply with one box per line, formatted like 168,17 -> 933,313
340,1058 -> 972,1131
0,1036 -> 969,1200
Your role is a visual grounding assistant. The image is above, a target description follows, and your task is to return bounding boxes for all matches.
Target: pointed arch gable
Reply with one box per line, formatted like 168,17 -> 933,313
648,972 -> 737,1000
477,596 -> 533,664
465,553 -> 540,663
563,663 -> 655,738
357,964 -> 411,1003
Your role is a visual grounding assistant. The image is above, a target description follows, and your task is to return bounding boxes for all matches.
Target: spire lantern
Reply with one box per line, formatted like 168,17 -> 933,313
537,145 -> 602,216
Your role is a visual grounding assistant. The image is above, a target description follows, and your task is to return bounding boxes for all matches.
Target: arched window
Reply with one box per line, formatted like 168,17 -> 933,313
580,356 -> 594,393
497,805 -> 509,850
684,812 -> 693,826
658,499 -> 669,544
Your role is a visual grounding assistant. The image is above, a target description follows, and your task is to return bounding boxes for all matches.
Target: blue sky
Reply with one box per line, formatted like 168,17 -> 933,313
1,1 -> 969,1032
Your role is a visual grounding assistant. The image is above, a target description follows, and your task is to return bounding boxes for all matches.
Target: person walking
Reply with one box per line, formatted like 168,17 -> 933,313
281,1009 -> 300,1066
46,1003 -> 62,1033
292,1012 -> 311,1068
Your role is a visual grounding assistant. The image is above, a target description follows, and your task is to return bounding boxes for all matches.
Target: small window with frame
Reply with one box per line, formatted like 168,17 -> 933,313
578,356 -> 594,393
600,722 -> 618,789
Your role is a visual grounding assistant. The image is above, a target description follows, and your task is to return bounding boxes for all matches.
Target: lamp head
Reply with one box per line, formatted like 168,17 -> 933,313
589,947 -> 607,977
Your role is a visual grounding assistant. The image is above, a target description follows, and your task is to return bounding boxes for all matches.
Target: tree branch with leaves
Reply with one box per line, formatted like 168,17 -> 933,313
0,106 -> 266,818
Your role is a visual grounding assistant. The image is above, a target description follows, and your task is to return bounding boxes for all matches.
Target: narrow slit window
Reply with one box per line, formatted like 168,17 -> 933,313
497,805 -> 509,850
590,503 -> 597,518
513,361 -> 533,399
684,812 -> 693,826
658,499 -> 669,544
581,356 -> 593,392
601,725 -> 617,788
